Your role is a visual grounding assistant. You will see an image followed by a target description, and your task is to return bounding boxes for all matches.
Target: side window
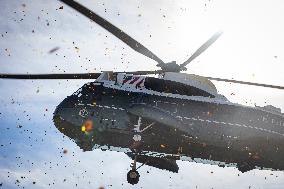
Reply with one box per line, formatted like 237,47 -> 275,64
144,77 -> 214,98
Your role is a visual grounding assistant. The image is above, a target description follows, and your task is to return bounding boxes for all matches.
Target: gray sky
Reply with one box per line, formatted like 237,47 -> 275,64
1,0 -> 284,188
1,0 -> 284,110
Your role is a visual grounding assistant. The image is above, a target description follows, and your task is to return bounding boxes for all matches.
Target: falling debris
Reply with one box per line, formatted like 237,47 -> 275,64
48,47 -> 60,54
75,46 -> 80,53
0,1 -> 283,188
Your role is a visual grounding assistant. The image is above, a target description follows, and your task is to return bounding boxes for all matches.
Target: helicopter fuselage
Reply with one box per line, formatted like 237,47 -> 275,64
54,74 -> 284,172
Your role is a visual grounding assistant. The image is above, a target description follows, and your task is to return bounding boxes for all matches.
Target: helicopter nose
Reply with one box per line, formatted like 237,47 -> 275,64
55,97 -> 88,126
54,94 -> 77,117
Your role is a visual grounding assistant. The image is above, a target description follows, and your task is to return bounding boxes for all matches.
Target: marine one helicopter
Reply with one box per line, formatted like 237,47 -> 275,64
1,0 -> 284,185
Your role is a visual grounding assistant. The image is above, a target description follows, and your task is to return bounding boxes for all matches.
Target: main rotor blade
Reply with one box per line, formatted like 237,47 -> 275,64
0,73 -> 101,79
180,32 -> 223,69
0,71 -> 161,80
60,0 -> 165,66
205,76 -> 284,90
2,72 -> 283,90
117,70 -> 163,75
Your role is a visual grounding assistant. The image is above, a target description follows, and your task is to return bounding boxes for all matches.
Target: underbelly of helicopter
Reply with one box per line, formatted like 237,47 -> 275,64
54,83 -> 284,170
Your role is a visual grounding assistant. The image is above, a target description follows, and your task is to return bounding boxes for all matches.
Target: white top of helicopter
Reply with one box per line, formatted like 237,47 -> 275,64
98,71 -> 225,100
94,72 -> 284,117
97,72 -> 230,104
98,71 -> 218,94
161,72 -> 218,96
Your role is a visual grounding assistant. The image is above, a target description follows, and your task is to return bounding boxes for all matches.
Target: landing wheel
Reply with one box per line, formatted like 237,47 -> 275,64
127,169 -> 140,185
127,154 -> 140,185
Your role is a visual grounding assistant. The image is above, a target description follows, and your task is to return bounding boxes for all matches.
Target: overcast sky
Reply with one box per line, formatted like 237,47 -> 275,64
1,0 -> 284,188
1,0 -> 284,110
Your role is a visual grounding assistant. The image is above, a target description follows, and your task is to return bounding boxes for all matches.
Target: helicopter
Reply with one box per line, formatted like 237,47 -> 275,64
1,0 -> 284,185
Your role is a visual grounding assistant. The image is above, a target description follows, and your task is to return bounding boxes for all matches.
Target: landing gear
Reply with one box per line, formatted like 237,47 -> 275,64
127,170 -> 140,185
127,155 -> 140,185
127,117 -> 155,185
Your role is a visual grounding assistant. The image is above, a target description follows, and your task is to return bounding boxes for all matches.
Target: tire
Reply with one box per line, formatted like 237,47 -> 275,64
127,170 -> 140,185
